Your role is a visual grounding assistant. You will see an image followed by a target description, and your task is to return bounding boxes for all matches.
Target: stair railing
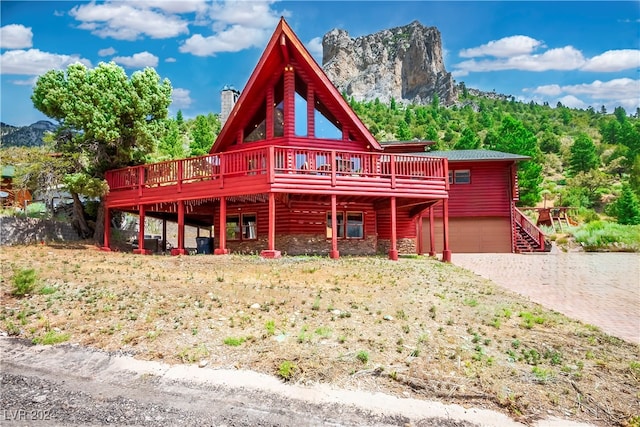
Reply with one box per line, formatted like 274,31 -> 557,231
513,207 -> 546,250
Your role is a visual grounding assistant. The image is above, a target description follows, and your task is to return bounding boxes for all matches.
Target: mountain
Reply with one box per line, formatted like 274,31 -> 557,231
322,21 -> 457,107
0,120 -> 57,147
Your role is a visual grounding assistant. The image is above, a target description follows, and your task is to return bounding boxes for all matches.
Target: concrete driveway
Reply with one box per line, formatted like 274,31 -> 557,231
452,251 -> 640,344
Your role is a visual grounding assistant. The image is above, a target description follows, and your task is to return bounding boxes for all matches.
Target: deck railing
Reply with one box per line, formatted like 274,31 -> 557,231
513,206 -> 546,250
105,146 -> 447,192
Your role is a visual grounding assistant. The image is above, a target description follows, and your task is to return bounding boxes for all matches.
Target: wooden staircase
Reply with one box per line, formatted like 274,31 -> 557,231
513,207 -> 551,253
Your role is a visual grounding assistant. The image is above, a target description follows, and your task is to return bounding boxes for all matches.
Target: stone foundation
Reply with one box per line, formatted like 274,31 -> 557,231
376,238 -> 416,255
224,234 -> 377,256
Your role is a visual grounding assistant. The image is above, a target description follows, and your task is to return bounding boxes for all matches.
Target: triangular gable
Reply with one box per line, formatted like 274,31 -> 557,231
210,17 -> 381,154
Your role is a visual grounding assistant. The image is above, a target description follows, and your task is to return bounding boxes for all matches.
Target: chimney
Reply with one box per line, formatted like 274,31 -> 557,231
220,85 -> 240,126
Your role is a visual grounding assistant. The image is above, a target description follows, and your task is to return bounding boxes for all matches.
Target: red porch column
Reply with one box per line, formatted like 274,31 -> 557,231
429,205 -> 436,257
171,200 -> 188,255
214,197 -> 229,255
442,199 -> 451,262
101,206 -> 111,252
161,219 -> 167,253
389,196 -> 398,260
261,192 -> 281,259
417,213 -> 424,255
329,194 -> 339,259
133,205 -> 150,255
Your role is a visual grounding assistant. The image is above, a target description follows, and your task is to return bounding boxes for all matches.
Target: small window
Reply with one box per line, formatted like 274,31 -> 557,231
454,169 -> 470,184
226,215 -> 240,240
326,212 -> 345,238
242,213 -> 257,239
346,212 -> 363,239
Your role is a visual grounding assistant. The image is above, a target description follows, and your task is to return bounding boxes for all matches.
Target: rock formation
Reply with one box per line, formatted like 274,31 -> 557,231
322,21 -> 457,106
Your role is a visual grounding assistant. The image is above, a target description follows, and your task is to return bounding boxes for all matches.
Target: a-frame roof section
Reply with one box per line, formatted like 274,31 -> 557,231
210,17 -> 381,154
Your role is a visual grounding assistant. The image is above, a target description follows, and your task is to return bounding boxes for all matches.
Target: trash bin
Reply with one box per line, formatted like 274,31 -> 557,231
195,237 -> 214,254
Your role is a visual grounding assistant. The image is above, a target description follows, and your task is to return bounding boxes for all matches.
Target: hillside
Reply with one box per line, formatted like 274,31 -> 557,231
0,120 -> 57,147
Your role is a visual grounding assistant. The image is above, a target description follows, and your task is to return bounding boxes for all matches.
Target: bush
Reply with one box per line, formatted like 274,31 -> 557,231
570,221 -> 640,251
12,268 -> 38,297
25,202 -> 48,218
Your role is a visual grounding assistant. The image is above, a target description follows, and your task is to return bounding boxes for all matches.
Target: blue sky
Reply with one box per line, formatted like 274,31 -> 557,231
1,0 -> 639,127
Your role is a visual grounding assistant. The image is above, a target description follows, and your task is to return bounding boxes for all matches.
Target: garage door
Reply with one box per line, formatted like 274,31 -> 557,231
421,217 -> 512,253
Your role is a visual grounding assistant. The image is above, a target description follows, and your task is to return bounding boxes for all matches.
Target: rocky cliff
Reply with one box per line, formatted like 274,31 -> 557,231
322,21 -> 457,106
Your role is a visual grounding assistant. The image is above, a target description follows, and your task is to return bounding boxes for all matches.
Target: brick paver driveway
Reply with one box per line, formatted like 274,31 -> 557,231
452,251 -> 640,344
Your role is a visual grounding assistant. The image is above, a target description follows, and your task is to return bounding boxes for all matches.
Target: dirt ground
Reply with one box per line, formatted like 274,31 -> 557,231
1,243 -> 639,426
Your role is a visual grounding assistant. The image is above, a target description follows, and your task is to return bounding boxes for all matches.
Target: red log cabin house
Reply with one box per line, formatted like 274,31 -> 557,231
103,18 -> 547,260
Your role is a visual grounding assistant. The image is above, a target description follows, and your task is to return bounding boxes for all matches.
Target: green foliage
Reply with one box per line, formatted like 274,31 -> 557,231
12,268 -> 38,297
278,360 -> 297,381
223,336 -> 247,346
569,133 -> 599,175
190,114 -> 216,156
63,173 -> 109,198
25,202 -> 48,218
570,221 -> 640,251
455,127 -> 481,149
356,350 -> 369,363
32,330 -> 71,345
608,185 -> 640,225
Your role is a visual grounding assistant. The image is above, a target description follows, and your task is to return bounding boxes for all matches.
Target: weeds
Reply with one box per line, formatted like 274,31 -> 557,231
11,268 -> 38,297
32,330 -> 70,345
223,336 -> 246,346
356,350 -> 369,364
278,360 -> 297,381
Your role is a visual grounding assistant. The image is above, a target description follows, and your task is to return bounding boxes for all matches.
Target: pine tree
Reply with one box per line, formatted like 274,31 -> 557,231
569,133 -> 599,175
612,184 -> 640,225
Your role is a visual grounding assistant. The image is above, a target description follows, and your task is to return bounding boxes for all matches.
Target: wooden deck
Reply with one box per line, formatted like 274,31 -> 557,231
105,146 -> 449,208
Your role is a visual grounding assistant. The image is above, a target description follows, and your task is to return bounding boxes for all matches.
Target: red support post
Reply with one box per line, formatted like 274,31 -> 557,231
170,201 -> 187,255
101,207 -> 111,251
261,192 -> 281,258
417,213 -> 423,255
214,197 -> 229,255
429,206 -> 436,257
134,205 -> 150,255
307,84 -> 315,137
442,199 -> 451,262
329,194 -> 339,259
266,86 -> 274,139
389,196 -> 398,260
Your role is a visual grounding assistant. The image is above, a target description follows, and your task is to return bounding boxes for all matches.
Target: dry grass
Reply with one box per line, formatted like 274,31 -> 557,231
1,243 -> 638,426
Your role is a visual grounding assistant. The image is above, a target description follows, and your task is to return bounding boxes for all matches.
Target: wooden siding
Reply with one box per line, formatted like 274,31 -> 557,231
423,217 -> 512,253
376,209 -> 418,240
443,161 -> 513,218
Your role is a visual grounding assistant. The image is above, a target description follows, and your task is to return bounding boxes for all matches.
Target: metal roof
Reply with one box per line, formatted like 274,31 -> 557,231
419,149 -> 530,162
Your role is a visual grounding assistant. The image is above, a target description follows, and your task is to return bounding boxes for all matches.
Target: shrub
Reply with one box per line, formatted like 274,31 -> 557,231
356,350 -> 369,364
278,360 -> 297,381
32,330 -> 70,345
223,336 -> 246,346
570,221 -> 640,251
12,268 -> 38,297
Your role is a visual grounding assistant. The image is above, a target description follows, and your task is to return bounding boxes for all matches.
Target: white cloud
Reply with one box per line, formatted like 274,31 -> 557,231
165,57 -> 177,63
132,0 -> 208,14
454,46 -> 585,75
528,78 -> 640,113
0,49 -> 91,75
98,47 -> 117,57
557,95 -> 587,110
69,2 -> 189,40
459,35 -> 543,58
180,0 -> 288,56
112,51 -> 159,68
0,24 -> 33,49
9,77 -> 38,86
171,87 -> 192,108
581,49 -> 640,72
306,37 -> 323,63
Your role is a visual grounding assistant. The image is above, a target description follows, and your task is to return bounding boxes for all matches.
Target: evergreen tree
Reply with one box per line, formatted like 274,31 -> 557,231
190,115 -> 214,156
611,184 -> 640,225
489,116 -> 542,206
455,127 -> 480,149
31,61 -> 171,240
569,133 -> 599,175
396,119 -> 412,140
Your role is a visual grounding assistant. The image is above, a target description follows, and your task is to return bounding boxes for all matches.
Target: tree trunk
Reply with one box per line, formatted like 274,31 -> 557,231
71,192 -> 92,239
93,198 -> 105,245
